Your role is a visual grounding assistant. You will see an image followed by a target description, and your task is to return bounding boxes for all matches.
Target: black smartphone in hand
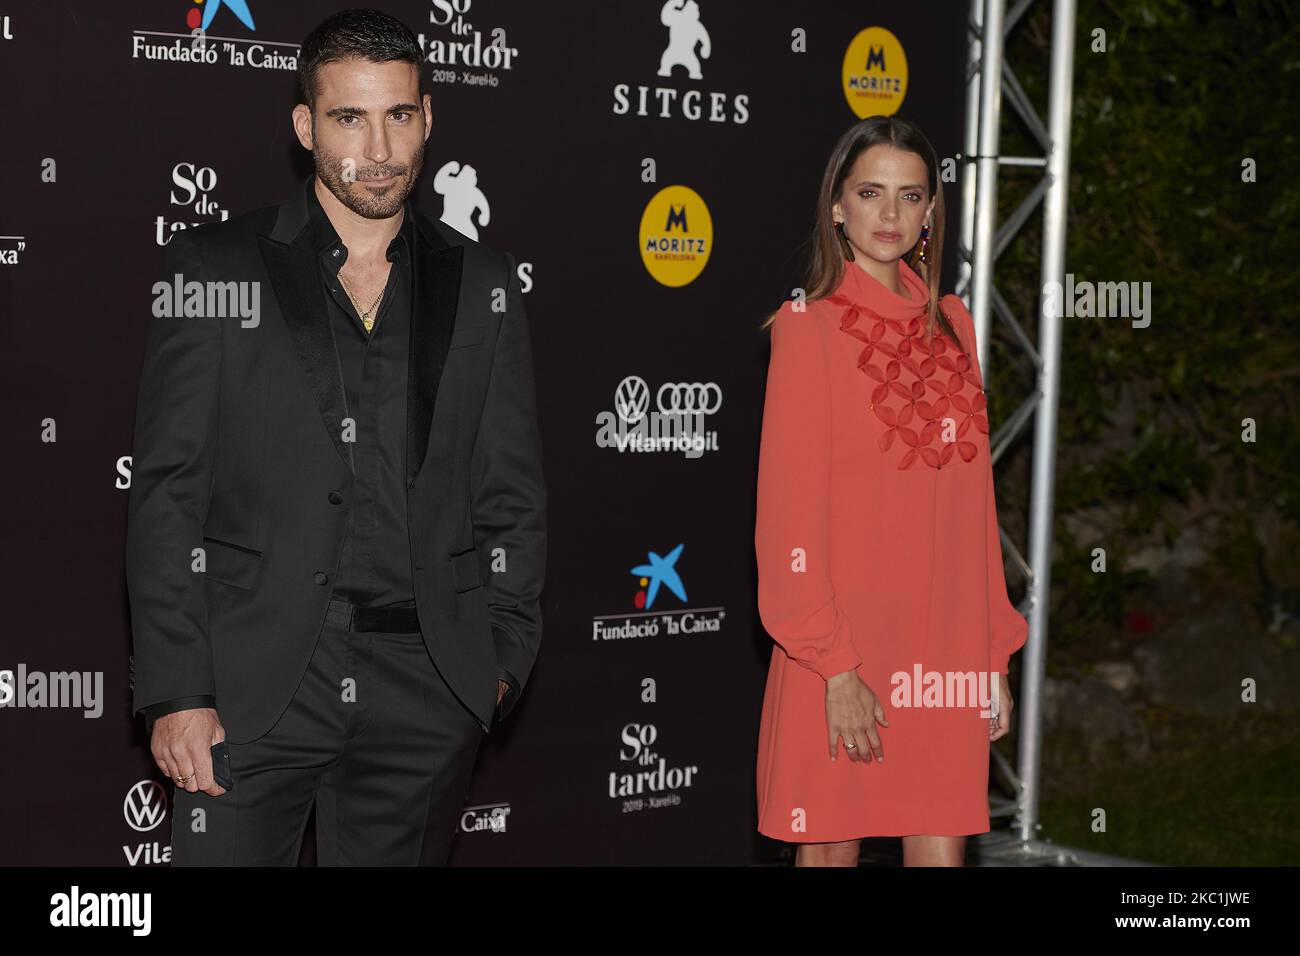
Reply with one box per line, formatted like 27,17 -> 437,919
210,741 -> 233,791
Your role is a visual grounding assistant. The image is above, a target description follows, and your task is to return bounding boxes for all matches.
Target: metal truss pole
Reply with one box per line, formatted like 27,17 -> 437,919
955,0 -> 1147,865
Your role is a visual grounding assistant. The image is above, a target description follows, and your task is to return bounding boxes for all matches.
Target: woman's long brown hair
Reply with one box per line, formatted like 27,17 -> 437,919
762,115 -> 966,355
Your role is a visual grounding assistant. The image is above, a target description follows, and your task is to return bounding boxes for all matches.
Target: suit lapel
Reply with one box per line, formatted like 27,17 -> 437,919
258,180 -> 353,472
408,217 -> 463,484
256,177 -> 464,483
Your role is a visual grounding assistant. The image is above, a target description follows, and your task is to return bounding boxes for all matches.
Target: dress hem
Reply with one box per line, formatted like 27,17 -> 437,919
756,814 -> 992,843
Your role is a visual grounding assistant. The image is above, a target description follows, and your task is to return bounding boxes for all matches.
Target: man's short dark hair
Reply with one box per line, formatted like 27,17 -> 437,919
297,8 -> 424,110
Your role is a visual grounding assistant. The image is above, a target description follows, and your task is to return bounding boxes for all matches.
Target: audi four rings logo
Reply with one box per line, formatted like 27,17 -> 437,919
614,376 -> 723,425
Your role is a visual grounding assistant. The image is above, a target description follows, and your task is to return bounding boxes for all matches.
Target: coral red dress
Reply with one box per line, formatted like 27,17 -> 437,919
754,258 -> 1028,841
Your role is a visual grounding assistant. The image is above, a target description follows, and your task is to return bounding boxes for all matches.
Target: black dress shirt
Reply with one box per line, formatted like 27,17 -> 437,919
308,177 -> 417,609
140,180 -> 515,734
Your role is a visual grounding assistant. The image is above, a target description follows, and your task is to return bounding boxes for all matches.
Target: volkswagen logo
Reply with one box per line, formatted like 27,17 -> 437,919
124,780 -> 170,833
614,375 -> 652,424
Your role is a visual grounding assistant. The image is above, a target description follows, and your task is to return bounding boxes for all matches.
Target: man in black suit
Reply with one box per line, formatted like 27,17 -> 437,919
124,9 -> 546,865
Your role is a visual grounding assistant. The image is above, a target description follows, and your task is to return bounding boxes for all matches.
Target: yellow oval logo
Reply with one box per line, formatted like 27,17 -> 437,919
639,185 -> 713,287
842,26 -> 908,117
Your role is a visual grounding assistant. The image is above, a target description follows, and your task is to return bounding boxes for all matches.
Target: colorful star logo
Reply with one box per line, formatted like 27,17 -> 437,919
631,544 -> 688,610
185,0 -> 256,32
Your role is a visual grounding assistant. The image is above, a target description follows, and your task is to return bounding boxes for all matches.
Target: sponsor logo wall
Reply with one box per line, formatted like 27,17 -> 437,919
0,0 -> 965,865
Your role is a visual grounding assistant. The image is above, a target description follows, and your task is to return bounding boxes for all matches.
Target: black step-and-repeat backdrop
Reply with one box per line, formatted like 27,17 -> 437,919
1,0 -> 966,864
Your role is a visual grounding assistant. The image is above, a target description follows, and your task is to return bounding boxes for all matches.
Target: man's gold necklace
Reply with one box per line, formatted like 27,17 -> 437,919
337,270 -> 386,332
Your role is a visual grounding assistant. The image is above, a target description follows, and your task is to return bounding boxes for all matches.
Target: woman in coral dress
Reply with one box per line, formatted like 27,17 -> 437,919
754,116 -> 1028,867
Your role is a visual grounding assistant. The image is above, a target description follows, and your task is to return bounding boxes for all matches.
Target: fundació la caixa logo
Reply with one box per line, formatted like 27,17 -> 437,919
185,0 -> 255,32
630,543 -> 687,611
133,0 -> 282,73
592,543 -> 726,643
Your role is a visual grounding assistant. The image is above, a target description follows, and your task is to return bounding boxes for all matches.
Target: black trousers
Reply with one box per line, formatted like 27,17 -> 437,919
169,602 -> 485,865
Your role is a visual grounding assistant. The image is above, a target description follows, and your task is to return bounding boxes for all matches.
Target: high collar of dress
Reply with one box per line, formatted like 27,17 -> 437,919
831,258 -> 930,320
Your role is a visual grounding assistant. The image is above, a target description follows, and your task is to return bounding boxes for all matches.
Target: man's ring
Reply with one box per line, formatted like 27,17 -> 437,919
845,741 -> 856,750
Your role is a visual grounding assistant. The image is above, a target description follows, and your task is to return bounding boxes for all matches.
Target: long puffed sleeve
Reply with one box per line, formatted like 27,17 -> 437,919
985,454 -> 1028,675
942,293 -> 1029,676
754,302 -> 861,680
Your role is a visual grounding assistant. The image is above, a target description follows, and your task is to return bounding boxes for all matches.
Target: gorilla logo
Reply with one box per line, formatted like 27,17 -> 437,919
434,161 -> 491,241
657,0 -> 711,81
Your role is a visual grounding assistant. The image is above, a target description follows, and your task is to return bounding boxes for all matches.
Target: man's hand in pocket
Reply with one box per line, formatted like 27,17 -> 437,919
151,708 -> 227,796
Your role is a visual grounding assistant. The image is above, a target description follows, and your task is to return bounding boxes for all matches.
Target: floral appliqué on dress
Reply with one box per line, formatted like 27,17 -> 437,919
827,293 -> 989,470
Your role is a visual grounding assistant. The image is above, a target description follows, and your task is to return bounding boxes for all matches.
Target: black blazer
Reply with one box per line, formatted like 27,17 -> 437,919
125,178 -> 546,743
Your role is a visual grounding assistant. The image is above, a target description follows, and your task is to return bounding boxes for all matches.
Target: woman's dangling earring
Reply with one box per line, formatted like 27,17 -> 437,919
835,220 -> 855,262
919,221 -> 931,264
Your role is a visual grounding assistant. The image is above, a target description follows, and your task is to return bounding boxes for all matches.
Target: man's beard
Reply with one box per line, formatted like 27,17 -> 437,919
313,139 -> 425,220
